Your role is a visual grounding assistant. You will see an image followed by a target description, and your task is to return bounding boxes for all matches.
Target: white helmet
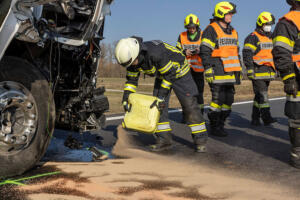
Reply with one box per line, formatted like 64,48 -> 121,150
115,37 -> 140,67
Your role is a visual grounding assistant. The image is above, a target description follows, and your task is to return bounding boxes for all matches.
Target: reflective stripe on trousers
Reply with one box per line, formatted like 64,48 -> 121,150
124,84 -> 137,93
156,122 -> 172,133
210,102 -> 221,112
287,92 -> 300,102
212,74 -> 236,84
253,72 -> 276,80
188,122 -> 207,134
221,104 -> 231,111
254,101 -> 270,108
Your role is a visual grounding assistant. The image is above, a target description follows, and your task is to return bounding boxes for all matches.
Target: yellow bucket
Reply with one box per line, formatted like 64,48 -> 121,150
122,93 -> 160,134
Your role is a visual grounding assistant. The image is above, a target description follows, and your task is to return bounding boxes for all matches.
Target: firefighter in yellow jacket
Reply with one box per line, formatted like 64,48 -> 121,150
200,1 -> 242,137
272,0 -> 300,168
115,36 -> 208,153
176,14 -> 205,114
243,12 -> 277,126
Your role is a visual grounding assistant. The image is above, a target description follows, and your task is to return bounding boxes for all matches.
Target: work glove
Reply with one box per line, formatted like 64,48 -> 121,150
283,78 -> 298,98
122,101 -> 131,112
204,68 -> 214,83
150,98 -> 166,112
247,69 -> 255,80
157,98 -> 166,111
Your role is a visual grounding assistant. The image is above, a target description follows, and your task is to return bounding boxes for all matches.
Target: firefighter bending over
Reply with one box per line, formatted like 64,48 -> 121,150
115,37 -> 208,152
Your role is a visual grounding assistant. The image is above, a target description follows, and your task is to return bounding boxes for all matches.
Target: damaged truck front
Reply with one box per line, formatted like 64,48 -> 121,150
0,0 -> 111,177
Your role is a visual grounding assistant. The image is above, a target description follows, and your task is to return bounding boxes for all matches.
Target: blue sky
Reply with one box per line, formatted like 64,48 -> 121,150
103,0 -> 289,47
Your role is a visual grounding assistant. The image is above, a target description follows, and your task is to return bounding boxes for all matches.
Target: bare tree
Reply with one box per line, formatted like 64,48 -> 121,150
98,42 -> 126,78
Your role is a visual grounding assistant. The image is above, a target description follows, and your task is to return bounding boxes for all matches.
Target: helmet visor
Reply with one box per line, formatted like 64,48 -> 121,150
186,24 -> 197,29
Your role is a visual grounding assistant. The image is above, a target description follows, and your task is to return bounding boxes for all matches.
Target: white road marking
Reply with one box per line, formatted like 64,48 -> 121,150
106,97 -> 286,121
106,89 -> 152,95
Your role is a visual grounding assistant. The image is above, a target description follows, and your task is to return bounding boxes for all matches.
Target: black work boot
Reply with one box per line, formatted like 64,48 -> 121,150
251,106 -> 261,126
207,111 -> 225,137
261,107 -> 277,126
289,127 -> 300,169
290,147 -> 300,169
219,110 -> 231,137
149,132 -> 173,152
192,133 -> 208,153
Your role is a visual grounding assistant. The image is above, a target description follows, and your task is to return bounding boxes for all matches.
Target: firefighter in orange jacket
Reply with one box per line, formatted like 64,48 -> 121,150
200,1 -> 242,137
272,0 -> 300,168
243,12 -> 277,126
176,14 -> 205,114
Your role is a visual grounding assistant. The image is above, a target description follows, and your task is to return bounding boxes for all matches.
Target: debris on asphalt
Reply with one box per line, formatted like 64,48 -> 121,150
88,146 -> 109,162
64,135 -> 83,149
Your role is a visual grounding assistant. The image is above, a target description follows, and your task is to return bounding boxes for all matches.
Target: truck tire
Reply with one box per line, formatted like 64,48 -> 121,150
0,56 -> 55,178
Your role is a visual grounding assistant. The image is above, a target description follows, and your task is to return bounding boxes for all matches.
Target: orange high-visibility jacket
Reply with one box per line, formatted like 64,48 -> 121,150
252,31 -> 275,69
210,22 -> 241,72
282,11 -> 300,70
180,32 -> 204,72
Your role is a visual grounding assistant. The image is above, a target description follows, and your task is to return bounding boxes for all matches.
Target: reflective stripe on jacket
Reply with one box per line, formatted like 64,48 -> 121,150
280,11 -> 300,102
283,11 -> 300,71
210,22 -> 241,72
277,11 -> 300,71
252,31 -> 275,69
180,32 -> 204,72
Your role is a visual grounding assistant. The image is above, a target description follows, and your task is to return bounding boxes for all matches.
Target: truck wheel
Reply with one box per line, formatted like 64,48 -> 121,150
0,56 -> 55,178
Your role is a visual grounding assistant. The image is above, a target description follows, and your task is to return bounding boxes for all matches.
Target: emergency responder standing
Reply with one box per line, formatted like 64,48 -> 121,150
176,14 -> 205,114
115,36 -> 208,153
243,12 -> 277,126
200,1 -> 242,137
272,0 -> 300,168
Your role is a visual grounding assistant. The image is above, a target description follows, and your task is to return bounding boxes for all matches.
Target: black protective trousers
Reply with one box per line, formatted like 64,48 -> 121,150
207,84 -> 235,133
153,71 -> 207,145
251,79 -> 274,122
285,79 -> 300,147
209,84 -> 235,109
190,70 -> 204,108
285,79 -> 300,167
252,80 -> 270,105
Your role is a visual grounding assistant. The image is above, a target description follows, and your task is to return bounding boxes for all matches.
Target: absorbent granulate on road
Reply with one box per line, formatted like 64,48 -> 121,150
112,125 -> 159,159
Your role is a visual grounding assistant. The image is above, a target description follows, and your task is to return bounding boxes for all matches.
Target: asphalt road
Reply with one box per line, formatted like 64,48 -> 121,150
43,97 -> 300,195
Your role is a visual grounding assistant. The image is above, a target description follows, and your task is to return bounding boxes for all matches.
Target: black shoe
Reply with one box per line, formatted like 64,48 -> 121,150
149,142 -> 173,152
195,145 -> 207,153
290,149 -> 300,169
251,118 -> 261,126
263,117 -> 277,126
210,127 -> 228,137
260,108 -> 277,126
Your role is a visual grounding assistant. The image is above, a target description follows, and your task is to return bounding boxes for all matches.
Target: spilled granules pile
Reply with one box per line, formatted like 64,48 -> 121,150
111,125 -> 158,159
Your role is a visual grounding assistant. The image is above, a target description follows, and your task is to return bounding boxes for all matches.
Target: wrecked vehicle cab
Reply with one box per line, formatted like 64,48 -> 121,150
0,0 -> 111,177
